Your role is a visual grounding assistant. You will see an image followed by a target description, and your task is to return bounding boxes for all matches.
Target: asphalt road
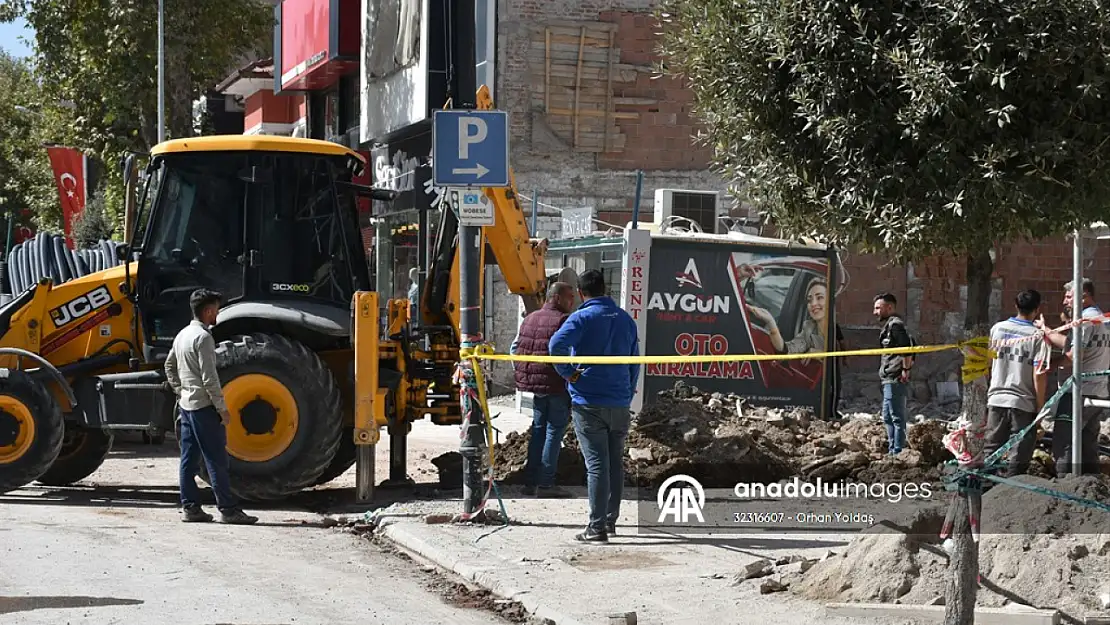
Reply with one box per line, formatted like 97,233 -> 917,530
0,427 -> 527,625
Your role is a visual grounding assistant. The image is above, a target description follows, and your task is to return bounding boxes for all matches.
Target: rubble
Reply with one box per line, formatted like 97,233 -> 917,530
734,559 -> 774,583
792,474 -> 1110,619
493,383 -> 949,488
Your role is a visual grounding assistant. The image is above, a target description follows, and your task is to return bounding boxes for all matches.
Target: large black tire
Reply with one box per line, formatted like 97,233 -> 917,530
311,426 -> 356,486
0,370 -> 65,494
36,427 -> 113,486
209,333 -> 343,501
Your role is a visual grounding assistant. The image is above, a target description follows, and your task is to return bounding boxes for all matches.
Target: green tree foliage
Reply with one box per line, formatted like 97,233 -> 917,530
70,182 -> 114,247
0,0 -> 273,227
658,0 -> 1110,325
0,50 -> 62,233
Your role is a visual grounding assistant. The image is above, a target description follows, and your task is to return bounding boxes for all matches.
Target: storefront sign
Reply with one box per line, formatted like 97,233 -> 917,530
371,130 -> 444,214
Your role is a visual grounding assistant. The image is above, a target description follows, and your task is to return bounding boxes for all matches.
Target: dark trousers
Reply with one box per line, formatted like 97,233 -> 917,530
572,405 -> 630,533
178,405 -> 239,512
983,406 -> 1036,476
1053,400 -> 1103,476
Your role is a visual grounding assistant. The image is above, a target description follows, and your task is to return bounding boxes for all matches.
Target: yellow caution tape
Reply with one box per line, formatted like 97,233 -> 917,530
460,336 -> 1005,385
461,340 -> 982,365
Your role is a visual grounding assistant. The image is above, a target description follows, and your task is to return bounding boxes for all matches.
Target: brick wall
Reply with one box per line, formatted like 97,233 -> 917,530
486,0 -> 737,390
833,237 -> 1110,409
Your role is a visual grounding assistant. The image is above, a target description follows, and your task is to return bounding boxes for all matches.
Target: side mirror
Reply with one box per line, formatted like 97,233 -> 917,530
336,180 -> 397,201
116,244 -> 134,262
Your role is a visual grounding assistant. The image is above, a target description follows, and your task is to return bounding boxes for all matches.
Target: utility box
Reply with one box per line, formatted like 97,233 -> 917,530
620,229 -> 841,418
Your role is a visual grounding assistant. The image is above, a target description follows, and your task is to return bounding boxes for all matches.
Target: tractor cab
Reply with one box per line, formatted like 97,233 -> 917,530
129,136 -> 372,361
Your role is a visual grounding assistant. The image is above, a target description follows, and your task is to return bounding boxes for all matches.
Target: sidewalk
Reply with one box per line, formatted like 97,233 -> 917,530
372,494 -> 917,625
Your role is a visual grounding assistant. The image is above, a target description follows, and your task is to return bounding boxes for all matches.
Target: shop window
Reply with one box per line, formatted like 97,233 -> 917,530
339,74 -> 360,134
308,92 -> 326,139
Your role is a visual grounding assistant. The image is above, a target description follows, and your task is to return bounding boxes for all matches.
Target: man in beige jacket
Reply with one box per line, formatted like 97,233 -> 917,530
165,288 -> 257,524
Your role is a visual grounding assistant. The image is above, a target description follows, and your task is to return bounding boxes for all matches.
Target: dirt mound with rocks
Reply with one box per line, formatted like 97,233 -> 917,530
493,383 -> 948,489
791,474 -> 1110,619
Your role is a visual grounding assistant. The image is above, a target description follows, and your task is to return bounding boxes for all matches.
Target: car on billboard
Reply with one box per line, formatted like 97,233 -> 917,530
730,255 -> 833,390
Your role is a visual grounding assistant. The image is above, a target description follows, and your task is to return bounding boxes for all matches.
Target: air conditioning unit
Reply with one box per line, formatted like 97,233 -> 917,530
653,189 -> 723,233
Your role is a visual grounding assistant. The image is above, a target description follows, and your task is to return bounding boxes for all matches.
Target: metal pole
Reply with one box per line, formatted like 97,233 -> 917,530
157,0 -> 165,144
531,189 -> 538,234
1071,230 -> 1083,474
416,207 -> 428,329
454,0 -> 486,516
4,212 -> 13,258
631,169 -> 644,228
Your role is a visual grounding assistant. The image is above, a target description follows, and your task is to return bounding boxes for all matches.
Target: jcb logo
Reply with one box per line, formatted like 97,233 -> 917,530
50,285 -> 112,327
271,283 -> 310,293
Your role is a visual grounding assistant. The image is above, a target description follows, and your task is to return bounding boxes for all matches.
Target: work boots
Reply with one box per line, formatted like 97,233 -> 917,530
220,509 -> 259,525
181,506 -> 213,523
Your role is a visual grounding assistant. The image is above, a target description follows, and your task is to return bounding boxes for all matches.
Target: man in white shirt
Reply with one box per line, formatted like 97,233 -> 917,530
1040,278 -> 1109,475
165,289 -> 257,524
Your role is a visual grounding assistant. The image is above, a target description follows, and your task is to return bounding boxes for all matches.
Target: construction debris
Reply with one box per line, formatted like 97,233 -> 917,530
791,474 -> 1110,619
494,383 -> 949,488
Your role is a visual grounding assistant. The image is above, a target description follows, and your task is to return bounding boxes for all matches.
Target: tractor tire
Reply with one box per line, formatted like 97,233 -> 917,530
210,333 -> 343,501
0,370 -> 64,494
36,427 -> 113,486
311,426 -> 356,486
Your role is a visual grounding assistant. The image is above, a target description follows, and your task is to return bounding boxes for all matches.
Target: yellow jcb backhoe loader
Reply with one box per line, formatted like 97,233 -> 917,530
0,87 -> 548,500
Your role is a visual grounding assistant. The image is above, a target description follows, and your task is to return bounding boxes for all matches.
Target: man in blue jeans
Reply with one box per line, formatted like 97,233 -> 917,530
873,293 -> 915,455
510,282 -> 576,498
165,289 -> 257,525
549,270 -> 640,543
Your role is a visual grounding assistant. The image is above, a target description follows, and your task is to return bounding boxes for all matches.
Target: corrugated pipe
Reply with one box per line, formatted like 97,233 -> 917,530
6,234 -> 126,295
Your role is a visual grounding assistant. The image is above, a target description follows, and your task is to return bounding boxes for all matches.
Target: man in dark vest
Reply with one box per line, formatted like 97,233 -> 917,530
511,281 -> 576,497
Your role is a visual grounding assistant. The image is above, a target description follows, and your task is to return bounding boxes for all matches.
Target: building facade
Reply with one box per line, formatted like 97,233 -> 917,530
208,1 -> 1109,403
211,0 -> 735,392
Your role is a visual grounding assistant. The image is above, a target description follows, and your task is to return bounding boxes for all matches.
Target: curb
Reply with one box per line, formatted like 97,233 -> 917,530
380,522 -> 590,625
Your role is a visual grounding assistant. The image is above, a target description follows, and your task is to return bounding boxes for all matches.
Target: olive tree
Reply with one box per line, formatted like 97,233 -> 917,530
658,1 -> 1110,621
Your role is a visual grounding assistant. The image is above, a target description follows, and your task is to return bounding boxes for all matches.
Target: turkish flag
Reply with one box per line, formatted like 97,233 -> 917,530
45,146 -> 88,249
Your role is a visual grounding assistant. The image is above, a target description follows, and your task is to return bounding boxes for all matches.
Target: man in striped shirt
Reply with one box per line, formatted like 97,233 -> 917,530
984,289 -> 1047,476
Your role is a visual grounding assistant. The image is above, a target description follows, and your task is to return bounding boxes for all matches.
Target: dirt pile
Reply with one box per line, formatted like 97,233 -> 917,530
791,474 -> 1110,619
493,383 -> 949,488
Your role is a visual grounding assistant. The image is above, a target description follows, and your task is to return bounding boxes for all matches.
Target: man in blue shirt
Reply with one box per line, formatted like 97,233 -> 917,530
548,269 -> 640,543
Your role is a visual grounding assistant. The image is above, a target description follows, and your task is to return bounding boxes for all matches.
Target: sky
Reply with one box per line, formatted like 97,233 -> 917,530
0,17 -> 33,58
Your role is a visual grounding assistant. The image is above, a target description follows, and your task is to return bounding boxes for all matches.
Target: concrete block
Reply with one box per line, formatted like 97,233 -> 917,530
825,603 -> 1060,625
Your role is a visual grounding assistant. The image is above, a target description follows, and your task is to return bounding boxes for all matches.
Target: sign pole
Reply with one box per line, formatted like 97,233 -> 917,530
157,0 -> 165,144
452,0 -> 487,517
1072,230 -> 1083,474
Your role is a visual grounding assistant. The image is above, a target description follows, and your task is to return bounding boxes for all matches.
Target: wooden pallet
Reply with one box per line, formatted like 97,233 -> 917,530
529,21 -> 656,153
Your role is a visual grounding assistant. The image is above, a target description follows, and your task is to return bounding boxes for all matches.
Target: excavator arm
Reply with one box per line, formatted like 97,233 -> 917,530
476,84 -> 548,314
423,85 -> 549,334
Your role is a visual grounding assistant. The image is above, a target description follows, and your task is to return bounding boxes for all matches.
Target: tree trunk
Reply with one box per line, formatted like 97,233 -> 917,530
943,495 -> 979,625
943,249 -> 993,625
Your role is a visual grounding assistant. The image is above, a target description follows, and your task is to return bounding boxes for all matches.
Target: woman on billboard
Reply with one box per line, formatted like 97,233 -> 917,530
745,278 -> 828,356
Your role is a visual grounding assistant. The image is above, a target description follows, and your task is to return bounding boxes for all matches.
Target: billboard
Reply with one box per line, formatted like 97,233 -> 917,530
639,237 -> 836,415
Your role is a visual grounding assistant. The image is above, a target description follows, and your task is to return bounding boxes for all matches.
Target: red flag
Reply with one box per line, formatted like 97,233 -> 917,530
45,146 -> 88,249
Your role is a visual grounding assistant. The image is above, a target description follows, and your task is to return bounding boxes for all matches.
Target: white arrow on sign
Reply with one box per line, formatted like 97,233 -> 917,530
451,163 -> 489,178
